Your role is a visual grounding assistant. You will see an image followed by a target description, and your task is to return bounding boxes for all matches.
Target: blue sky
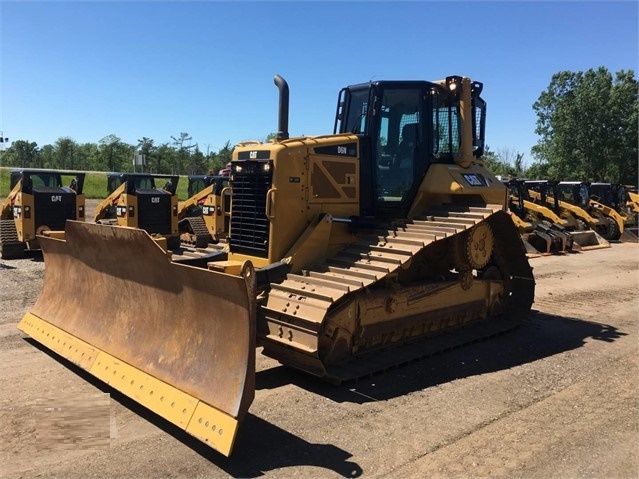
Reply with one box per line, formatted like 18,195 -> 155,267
1,1 -> 637,167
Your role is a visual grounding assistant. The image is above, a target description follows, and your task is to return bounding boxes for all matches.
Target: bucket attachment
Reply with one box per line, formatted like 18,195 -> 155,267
18,221 -> 256,456
523,225 -> 565,255
620,226 -> 639,243
569,229 -> 611,250
521,237 -> 542,257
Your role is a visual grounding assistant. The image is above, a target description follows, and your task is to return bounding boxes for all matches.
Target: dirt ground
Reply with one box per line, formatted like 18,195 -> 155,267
1,204 -> 637,478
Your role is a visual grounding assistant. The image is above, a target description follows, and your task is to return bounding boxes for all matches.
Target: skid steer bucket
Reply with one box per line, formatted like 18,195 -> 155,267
620,226 -> 639,243
569,230 -> 610,250
18,221 -> 256,456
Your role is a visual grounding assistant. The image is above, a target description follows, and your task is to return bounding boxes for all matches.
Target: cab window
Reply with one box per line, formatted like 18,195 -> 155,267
375,88 -> 421,205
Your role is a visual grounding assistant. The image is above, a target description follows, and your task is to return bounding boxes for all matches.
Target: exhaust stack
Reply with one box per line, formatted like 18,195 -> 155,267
274,74 -> 289,141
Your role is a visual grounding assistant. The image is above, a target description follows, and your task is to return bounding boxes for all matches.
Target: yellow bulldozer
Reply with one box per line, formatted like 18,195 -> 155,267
177,174 -> 231,248
94,172 -> 180,249
18,74 -> 535,456
0,169 -> 85,259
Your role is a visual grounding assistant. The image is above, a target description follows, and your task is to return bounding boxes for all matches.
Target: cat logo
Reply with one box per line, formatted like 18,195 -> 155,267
250,151 -> 257,159
151,197 -> 160,203
51,195 -> 63,202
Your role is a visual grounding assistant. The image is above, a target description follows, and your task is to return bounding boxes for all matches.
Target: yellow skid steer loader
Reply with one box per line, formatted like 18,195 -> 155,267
177,174 -> 231,248
525,180 -> 610,250
1,169 -> 85,259
589,182 -> 638,242
504,178 -> 574,254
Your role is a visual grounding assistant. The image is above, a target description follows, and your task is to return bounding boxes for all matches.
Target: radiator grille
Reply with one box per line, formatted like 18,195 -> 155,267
229,161 -> 272,258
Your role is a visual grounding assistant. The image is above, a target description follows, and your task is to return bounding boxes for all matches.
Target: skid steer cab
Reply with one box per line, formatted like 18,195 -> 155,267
94,172 -> 180,248
0,169 -> 86,259
19,74 -> 536,457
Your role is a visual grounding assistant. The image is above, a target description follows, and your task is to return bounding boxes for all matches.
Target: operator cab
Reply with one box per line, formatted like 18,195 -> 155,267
334,76 -> 485,217
187,175 -> 230,198
10,169 -> 85,195
106,173 -> 178,196
589,182 -> 629,209
557,181 -> 590,208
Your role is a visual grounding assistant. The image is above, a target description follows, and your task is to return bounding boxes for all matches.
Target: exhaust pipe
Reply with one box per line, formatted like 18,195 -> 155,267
274,74 -> 289,141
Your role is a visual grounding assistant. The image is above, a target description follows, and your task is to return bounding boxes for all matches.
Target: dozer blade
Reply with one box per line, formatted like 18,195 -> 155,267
569,230 -> 611,250
18,221 -> 256,457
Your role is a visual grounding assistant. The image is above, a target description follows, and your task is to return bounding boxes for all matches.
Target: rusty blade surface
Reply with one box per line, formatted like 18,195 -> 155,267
28,221 -> 255,420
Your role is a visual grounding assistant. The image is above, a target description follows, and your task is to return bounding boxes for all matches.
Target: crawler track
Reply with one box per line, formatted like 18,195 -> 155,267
179,216 -> 213,248
0,219 -> 25,259
259,205 -> 535,382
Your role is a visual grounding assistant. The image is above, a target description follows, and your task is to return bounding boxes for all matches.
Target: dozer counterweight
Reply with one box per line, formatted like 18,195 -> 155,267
19,74 -> 535,456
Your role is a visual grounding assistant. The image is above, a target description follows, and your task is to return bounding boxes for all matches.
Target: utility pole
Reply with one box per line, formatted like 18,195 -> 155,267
0,131 -> 8,153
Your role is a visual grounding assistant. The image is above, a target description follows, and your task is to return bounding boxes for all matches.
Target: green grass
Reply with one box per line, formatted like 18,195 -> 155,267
176,177 -> 188,201
83,173 -> 108,198
0,167 -> 190,200
0,169 -> 10,197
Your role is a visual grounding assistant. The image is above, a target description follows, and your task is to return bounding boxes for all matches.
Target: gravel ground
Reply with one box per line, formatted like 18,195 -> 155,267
0,216 -> 637,478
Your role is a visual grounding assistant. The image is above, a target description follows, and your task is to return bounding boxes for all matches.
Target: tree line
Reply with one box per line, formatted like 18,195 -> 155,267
487,67 -> 637,185
1,67 -> 636,184
0,132 -> 235,176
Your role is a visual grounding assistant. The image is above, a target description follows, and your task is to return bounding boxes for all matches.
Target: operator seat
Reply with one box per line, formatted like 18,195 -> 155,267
395,123 -> 418,169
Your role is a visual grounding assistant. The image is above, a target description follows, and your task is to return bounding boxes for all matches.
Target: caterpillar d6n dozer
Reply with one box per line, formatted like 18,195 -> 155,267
18,75 -> 535,457
0,169 -> 86,259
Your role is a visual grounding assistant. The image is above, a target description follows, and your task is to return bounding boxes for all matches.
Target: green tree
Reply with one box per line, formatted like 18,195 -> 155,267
39,144 -> 55,169
187,146 -> 207,175
98,134 -> 133,172
525,161 -> 551,180
136,137 -> 157,173
481,145 -> 528,178
54,137 -> 81,169
482,145 -> 508,177
215,141 -> 234,168
2,140 -> 39,168
532,67 -> 638,184
78,142 -> 100,171
154,143 -> 176,174
170,132 -> 196,174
